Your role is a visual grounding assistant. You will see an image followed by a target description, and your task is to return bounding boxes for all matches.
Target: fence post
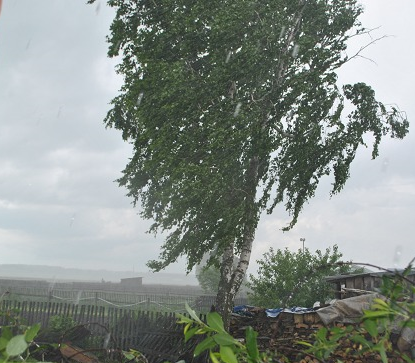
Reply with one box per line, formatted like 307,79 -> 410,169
146,297 -> 150,310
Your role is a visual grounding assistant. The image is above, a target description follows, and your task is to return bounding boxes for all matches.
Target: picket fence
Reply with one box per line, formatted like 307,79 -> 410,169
0,300 -> 206,363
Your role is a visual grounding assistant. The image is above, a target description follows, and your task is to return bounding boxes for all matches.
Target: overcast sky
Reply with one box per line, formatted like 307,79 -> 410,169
0,0 -> 414,280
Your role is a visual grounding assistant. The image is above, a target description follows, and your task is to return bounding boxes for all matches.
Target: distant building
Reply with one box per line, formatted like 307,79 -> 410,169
326,270 -> 415,300
120,277 -> 143,290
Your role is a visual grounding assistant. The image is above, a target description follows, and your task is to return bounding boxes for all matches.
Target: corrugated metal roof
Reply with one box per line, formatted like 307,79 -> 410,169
325,269 -> 415,282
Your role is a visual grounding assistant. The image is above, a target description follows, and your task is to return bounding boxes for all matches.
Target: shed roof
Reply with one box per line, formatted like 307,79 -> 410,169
325,269 -> 415,283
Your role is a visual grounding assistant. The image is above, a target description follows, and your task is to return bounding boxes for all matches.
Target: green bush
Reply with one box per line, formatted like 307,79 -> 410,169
48,315 -> 76,334
248,245 -> 352,308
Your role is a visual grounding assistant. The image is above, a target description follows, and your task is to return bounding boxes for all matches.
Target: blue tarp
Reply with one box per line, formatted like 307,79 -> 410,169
233,305 -> 314,318
265,306 -> 315,317
233,305 -> 257,317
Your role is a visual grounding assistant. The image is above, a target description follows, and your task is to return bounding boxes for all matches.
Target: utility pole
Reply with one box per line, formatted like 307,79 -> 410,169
300,238 -> 305,253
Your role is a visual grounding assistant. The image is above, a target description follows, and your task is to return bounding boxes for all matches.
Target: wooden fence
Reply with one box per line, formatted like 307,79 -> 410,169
0,300 -> 206,363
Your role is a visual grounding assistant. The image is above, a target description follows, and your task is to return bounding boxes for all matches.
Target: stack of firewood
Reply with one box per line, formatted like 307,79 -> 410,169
230,310 -> 408,363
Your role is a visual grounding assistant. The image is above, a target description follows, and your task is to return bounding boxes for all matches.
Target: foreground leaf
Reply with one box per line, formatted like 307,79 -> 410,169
245,327 -> 259,362
220,345 -> 237,363
363,319 -> 378,338
207,312 -> 225,333
6,335 -> 28,357
212,333 -> 236,346
194,336 -> 216,357
25,323 -> 41,342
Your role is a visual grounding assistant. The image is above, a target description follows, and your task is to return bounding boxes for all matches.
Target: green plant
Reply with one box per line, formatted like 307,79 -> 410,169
0,323 -> 40,362
48,315 -> 76,334
298,325 -> 355,361
0,309 -> 22,332
122,349 -> 149,363
177,303 -> 275,363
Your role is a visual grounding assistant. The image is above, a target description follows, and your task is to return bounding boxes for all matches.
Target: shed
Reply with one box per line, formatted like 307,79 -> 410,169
119,277 -> 143,289
325,269 -> 415,299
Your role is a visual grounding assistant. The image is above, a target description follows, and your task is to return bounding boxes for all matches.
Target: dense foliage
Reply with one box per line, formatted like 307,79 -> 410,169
196,263 -> 221,295
196,255 -> 248,294
248,245 -> 352,308
90,0 -> 409,322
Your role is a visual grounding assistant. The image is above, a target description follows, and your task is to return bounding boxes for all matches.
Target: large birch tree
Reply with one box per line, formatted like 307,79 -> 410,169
90,0 -> 409,325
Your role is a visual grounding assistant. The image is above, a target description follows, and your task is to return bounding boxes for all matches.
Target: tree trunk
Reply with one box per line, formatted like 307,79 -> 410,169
215,157 -> 259,330
216,244 -> 236,328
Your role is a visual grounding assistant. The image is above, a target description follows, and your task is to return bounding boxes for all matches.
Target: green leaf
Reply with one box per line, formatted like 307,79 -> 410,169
185,302 -> 202,324
177,313 -> 193,325
1,327 -> 12,341
363,310 -> 391,319
123,352 -> 135,360
363,319 -> 378,338
194,337 -> 216,357
206,312 -> 225,333
209,350 -> 221,363
0,337 -> 8,351
371,303 -> 390,311
402,320 -> 415,329
183,322 -> 191,335
296,341 -> 313,347
184,327 -> 199,343
351,334 -> 372,348
372,298 -> 389,308
213,333 -> 236,346
25,323 -> 41,342
402,352 -> 414,363
315,327 -> 328,341
377,344 -> 388,363
219,345 -> 238,363
245,327 -> 259,361
6,335 -> 28,357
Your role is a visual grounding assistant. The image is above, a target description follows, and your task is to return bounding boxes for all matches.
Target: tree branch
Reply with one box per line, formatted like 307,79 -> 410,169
344,34 -> 390,65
